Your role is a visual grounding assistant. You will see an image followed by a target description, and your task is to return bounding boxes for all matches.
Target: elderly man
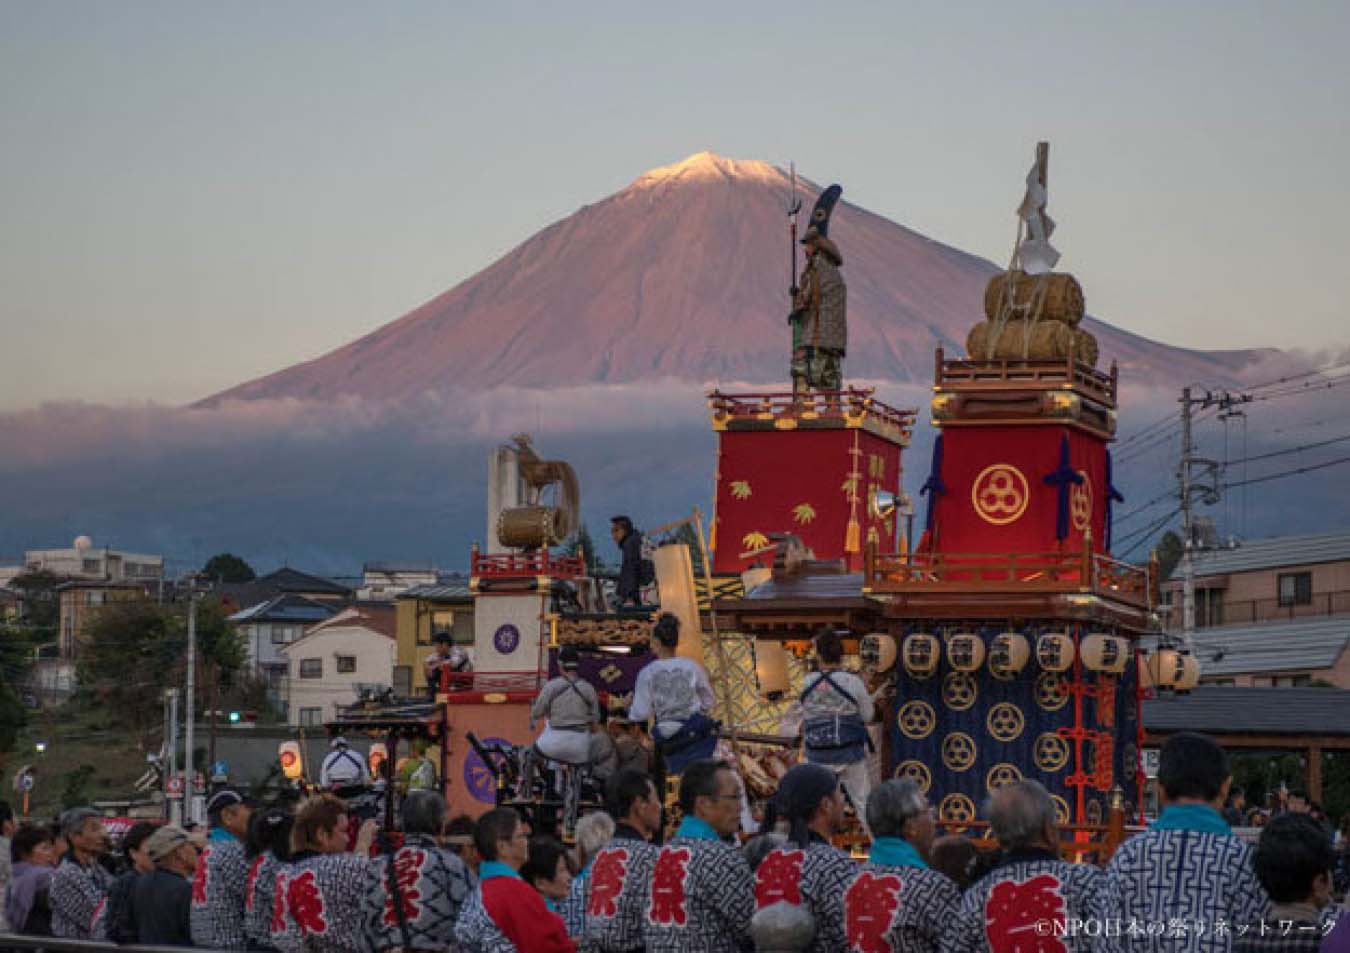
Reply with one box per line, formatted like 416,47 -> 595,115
48,807 -> 112,940
362,790 -> 472,952
1107,732 -> 1272,952
752,763 -> 857,953
453,807 -> 574,952
950,780 -> 1113,953
643,758 -> 755,953
839,779 -> 960,952
131,825 -> 199,946
585,769 -> 664,953
1235,813 -> 1339,952
190,786 -> 255,950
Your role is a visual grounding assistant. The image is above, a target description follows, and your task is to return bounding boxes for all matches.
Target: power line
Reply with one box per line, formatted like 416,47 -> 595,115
1221,454 -> 1350,490
1220,431 -> 1350,467
1243,358 -> 1350,392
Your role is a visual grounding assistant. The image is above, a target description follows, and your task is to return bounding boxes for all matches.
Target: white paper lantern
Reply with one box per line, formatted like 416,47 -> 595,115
902,633 -> 940,678
860,632 -> 898,674
1080,633 -> 1129,674
947,631 -> 986,673
989,632 -> 1031,676
1036,632 -> 1075,672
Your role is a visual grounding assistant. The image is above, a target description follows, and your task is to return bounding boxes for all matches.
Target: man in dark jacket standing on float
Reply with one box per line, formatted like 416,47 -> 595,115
610,516 -> 645,608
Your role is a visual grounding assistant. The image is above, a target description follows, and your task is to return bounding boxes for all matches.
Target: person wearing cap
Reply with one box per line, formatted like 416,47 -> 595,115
838,779 -> 959,953
129,824 -> 199,946
424,630 -> 472,696
752,763 -> 856,953
530,646 -> 602,771
641,758 -> 755,953
190,786 -> 255,949
319,736 -> 371,789
48,806 -> 112,940
243,807 -> 293,952
362,790 -> 472,953
271,793 -> 377,953
949,781 -> 1112,953
790,185 -> 846,397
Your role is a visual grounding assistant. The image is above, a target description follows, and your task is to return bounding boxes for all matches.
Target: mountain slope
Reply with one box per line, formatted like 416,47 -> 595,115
207,152 -> 1271,403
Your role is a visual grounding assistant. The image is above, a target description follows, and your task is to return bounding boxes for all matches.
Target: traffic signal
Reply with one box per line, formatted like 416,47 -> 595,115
228,711 -> 242,724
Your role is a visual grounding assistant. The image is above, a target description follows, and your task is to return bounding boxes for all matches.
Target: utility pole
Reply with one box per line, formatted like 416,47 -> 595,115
165,688 -> 179,824
184,592 -> 197,824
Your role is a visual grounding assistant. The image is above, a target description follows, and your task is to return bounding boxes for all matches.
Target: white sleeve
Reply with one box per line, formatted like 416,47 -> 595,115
629,668 -> 652,722
694,663 -> 716,714
850,674 -> 875,723
319,754 -> 332,787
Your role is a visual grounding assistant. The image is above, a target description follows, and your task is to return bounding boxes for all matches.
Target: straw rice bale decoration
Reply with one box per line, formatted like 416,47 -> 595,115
984,271 -> 1085,326
966,320 -> 1099,367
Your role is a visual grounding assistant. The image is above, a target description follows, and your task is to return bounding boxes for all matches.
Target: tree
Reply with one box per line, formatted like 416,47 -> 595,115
202,553 -> 256,584
60,765 -> 95,809
0,625 -> 38,759
564,524 -> 602,575
8,570 -> 63,632
1155,530 -> 1183,581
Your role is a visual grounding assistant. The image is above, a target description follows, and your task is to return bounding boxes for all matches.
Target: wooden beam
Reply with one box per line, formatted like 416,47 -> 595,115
1308,744 -> 1323,803
1144,731 -> 1350,751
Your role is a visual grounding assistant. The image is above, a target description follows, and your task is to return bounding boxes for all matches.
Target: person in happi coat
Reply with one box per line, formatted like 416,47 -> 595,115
1107,732 -> 1273,953
797,630 -> 875,821
270,794 -> 376,953
1233,813 -> 1340,952
751,763 -> 857,953
642,758 -> 755,953
362,790 -> 472,953
556,810 -> 615,940
452,807 -> 575,953
949,780 -> 1114,953
48,807 -> 112,940
629,613 -> 718,775
838,779 -> 959,953
585,770 -> 664,952
191,786 -> 255,949
531,645 -> 602,768
243,807 -> 293,952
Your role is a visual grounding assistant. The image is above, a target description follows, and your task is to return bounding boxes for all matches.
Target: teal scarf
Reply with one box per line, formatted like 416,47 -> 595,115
676,816 -> 722,841
869,837 -> 928,869
1151,804 -> 1231,835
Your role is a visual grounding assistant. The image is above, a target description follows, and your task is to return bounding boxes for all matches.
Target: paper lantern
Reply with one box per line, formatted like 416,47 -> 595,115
902,633 -> 940,678
1175,652 -> 1202,692
947,631 -> 986,673
1036,632 -> 1075,672
367,742 -> 389,779
755,640 -> 790,697
1148,647 -> 1182,689
1080,633 -> 1129,674
989,632 -> 1030,676
860,632 -> 897,674
278,741 -> 304,781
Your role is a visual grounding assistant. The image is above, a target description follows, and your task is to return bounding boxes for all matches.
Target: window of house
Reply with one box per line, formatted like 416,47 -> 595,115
299,658 -> 322,678
418,609 -> 456,646
336,655 -> 356,674
393,665 -> 412,697
270,625 -> 285,644
299,707 -> 322,727
82,559 -> 101,574
1277,572 -> 1312,606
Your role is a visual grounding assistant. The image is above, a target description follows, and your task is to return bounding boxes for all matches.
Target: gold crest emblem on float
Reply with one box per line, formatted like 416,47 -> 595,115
941,732 -> 977,772
894,760 -> 932,793
1071,471 -> 1093,532
986,702 -> 1025,742
971,464 -> 1030,525
897,700 -> 937,740
942,672 -> 978,711
1034,732 -> 1070,772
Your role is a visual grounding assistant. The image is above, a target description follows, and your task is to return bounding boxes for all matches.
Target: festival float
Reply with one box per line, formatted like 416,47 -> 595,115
330,143 -> 1191,855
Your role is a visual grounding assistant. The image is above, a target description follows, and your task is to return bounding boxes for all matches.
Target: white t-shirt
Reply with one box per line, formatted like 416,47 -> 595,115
629,656 -> 716,736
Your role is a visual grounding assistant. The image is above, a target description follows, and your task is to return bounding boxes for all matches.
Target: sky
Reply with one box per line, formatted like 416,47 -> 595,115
2,1 -> 1348,410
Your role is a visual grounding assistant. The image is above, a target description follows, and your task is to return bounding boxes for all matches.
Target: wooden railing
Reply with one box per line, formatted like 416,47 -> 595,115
706,387 -> 917,436
935,348 -> 1118,408
471,549 -> 584,580
868,548 -> 1151,608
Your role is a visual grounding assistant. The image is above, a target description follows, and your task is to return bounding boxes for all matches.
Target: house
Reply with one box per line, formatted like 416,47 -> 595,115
217,567 -> 352,615
1190,616 -> 1350,688
394,582 -> 475,696
358,562 -> 441,601
24,538 -> 163,584
228,594 -> 338,691
281,604 -> 397,727
1163,530 -> 1350,631
55,580 -> 151,659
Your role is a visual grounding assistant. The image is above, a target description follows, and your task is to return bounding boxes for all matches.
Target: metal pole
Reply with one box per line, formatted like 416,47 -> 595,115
184,594 -> 197,823
166,688 -> 179,824
1179,386 -> 1195,649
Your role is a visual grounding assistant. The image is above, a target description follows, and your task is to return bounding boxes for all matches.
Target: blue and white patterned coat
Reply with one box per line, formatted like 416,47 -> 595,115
361,834 -> 471,951
948,853 -> 1115,953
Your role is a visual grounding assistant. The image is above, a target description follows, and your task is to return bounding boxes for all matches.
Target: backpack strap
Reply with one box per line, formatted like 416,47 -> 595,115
800,670 -> 860,711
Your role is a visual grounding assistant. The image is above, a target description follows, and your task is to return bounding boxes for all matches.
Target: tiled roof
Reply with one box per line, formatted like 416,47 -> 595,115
228,593 -> 336,625
1188,615 -> 1350,675
258,567 -> 352,595
1187,531 -> 1350,578
398,583 -> 474,603
1143,686 -> 1350,736
302,603 -> 398,640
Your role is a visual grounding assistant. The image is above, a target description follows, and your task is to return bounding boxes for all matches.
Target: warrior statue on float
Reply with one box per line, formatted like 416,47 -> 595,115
788,180 -> 848,397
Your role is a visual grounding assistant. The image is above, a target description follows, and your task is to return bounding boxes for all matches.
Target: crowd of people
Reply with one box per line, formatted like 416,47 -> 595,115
1,728 -> 1347,952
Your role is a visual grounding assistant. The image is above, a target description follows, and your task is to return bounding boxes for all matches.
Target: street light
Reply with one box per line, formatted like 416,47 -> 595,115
34,742 -> 46,754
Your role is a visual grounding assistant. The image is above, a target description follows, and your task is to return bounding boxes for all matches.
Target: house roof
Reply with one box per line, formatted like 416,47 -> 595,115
298,603 -> 398,641
1143,686 -> 1350,737
397,583 -> 474,604
1186,531 -> 1350,579
258,567 -> 352,595
228,593 -> 336,625
1189,615 -> 1350,676
363,561 -> 437,574
53,580 -> 148,592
